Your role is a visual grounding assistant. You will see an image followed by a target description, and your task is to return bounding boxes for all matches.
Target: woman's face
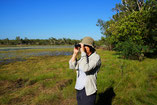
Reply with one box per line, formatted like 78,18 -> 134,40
85,46 -> 91,54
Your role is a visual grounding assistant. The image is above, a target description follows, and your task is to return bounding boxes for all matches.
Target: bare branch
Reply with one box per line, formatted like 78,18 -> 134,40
124,0 -> 129,11
137,0 -> 141,11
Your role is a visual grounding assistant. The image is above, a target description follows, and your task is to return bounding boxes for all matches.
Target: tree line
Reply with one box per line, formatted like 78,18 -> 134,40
0,36 -> 105,46
0,36 -> 81,45
97,0 -> 157,60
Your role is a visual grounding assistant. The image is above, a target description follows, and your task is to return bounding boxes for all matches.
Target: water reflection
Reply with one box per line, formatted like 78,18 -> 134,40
0,51 -> 72,64
25,51 -> 72,56
0,58 -> 26,65
0,46 -> 73,51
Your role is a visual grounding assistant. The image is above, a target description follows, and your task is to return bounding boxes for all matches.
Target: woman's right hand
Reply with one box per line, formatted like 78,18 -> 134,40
71,47 -> 79,62
73,47 -> 79,55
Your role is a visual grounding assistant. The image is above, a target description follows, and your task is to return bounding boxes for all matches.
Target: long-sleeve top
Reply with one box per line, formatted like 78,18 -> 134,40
69,51 -> 101,96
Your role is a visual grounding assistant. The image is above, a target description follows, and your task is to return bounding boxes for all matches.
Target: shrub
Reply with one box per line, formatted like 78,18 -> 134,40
114,40 -> 150,60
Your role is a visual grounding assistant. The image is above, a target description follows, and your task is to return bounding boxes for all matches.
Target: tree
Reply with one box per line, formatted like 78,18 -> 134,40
15,36 -> 22,45
97,0 -> 157,59
24,37 -> 29,45
4,38 -> 9,45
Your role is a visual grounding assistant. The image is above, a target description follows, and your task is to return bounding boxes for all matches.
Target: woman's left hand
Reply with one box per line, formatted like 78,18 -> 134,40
79,43 -> 85,53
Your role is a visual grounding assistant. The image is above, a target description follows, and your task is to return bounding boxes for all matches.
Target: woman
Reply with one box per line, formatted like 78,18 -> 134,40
69,37 -> 101,105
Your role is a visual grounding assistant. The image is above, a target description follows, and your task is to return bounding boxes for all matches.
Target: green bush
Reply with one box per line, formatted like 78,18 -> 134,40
114,40 -> 150,60
97,0 -> 157,59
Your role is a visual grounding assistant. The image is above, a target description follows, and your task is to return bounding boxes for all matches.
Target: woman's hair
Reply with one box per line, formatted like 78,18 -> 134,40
90,46 -> 96,53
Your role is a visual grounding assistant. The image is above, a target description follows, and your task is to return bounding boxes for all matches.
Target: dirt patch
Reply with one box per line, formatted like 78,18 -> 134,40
8,97 -> 22,104
39,79 -> 73,93
0,80 -> 12,95
56,79 -> 73,90
27,79 -> 37,85
8,94 -> 35,105
0,78 -> 28,96
14,78 -> 28,88
60,98 -> 77,105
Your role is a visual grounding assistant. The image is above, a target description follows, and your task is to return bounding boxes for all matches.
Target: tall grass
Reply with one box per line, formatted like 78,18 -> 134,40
96,49 -> 157,105
0,48 -> 156,105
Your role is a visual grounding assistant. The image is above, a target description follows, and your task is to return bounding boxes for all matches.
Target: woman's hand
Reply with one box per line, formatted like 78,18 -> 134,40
73,47 -> 79,55
71,47 -> 79,62
80,43 -> 85,53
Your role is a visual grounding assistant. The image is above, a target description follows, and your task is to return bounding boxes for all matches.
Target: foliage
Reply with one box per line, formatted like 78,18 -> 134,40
0,36 -> 106,48
97,0 -> 157,60
114,40 -> 150,60
0,37 -> 80,46
95,37 -> 107,47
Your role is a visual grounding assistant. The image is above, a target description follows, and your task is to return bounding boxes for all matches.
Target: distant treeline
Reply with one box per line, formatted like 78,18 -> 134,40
0,36 -> 104,46
0,37 -> 80,45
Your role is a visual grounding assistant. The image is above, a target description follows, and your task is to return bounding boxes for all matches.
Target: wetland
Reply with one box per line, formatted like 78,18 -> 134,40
0,46 -> 157,105
0,46 -> 73,64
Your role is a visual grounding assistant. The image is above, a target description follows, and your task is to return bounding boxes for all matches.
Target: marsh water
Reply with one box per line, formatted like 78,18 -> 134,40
0,46 -> 73,51
0,46 -> 73,64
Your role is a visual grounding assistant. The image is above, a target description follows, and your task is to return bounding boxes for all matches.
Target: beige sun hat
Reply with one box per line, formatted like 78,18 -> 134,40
80,36 -> 95,48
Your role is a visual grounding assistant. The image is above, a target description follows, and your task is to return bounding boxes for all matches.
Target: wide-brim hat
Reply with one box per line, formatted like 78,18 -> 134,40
80,36 -> 95,48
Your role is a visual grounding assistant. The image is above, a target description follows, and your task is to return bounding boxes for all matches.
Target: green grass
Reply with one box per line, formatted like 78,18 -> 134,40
97,50 -> 157,105
0,48 -> 157,105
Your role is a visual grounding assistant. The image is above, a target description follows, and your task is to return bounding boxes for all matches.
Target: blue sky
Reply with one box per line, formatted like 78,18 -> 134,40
0,0 -> 121,40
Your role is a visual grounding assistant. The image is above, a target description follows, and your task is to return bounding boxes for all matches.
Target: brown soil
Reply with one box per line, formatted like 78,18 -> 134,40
0,78 -> 28,96
56,79 -> 73,90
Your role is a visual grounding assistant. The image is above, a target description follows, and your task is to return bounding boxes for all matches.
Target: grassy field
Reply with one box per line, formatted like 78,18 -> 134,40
0,48 -> 157,105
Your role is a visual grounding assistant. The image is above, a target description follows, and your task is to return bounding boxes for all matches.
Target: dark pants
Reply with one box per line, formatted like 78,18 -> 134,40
76,88 -> 96,105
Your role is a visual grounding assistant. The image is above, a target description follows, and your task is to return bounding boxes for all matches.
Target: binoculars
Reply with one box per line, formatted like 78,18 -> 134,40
74,44 -> 81,48
74,44 -> 89,48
